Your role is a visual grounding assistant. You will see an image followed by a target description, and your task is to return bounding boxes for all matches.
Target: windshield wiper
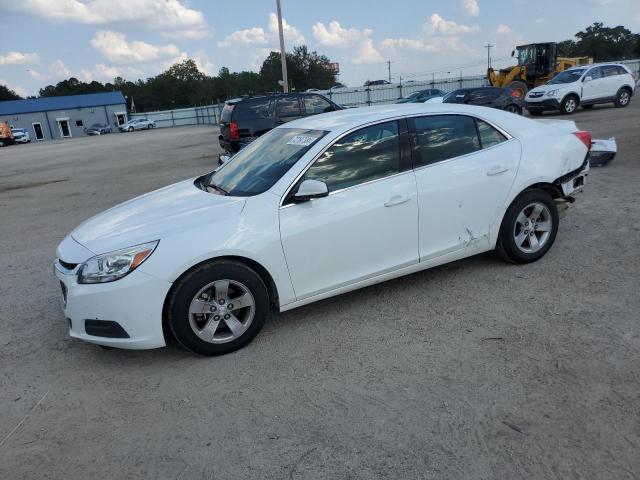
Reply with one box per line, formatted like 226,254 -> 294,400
208,182 -> 229,196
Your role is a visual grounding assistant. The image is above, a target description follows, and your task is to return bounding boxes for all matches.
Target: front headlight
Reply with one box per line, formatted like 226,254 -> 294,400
546,89 -> 559,97
78,241 -> 158,284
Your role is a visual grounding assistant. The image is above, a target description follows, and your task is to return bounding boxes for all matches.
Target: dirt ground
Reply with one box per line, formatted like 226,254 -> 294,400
1,102 -> 639,479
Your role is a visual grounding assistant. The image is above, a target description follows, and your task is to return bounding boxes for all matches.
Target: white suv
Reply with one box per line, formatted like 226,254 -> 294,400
525,63 -> 636,115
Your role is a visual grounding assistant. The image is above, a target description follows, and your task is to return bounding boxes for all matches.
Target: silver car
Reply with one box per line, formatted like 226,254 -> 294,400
119,118 -> 156,132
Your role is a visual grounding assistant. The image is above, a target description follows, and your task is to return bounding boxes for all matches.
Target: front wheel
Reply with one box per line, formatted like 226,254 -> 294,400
614,88 -> 631,108
560,95 -> 579,114
505,104 -> 521,114
128,126 -> 134,132
167,260 -> 269,356
496,189 -> 559,264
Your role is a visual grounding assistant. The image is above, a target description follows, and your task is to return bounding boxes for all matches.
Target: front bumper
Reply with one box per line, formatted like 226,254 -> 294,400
14,137 -> 29,143
54,261 -> 171,349
525,98 -> 561,112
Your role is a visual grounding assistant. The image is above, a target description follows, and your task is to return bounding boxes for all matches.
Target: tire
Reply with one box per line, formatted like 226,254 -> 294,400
496,189 -> 559,264
582,104 -> 594,110
149,124 -> 154,129
614,88 -> 631,108
167,260 -> 269,356
505,104 -> 521,114
128,126 -> 134,132
560,95 -> 579,114
528,110 -> 543,116
508,80 -> 528,100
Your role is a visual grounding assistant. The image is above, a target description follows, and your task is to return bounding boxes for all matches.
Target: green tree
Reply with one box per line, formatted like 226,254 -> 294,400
558,23 -> 640,61
260,46 -> 337,91
0,84 -> 22,101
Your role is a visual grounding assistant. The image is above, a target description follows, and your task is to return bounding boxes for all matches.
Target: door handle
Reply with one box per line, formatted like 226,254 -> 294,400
487,166 -> 509,176
384,195 -> 410,207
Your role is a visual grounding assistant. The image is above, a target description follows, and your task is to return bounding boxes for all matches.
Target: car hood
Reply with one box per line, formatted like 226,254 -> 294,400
70,178 -> 246,256
528,83 -> 573,95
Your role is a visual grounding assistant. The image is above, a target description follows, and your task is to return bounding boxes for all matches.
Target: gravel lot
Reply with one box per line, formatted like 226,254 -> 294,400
1,103 -> 639,479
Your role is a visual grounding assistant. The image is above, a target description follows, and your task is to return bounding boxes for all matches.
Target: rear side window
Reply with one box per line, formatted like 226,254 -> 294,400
476,120 -> 507,149
412,115 -> 480,166
303,95 -> 332,115
221,103 -> 235,123
615,65 -> 629,75
276,96 -> 302,117
602,65 -> 626,77
233,98 -> 272,122
303,121 -> 400,192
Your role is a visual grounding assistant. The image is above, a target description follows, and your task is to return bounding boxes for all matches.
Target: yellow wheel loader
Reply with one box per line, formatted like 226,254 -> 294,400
488,42 -> 591,99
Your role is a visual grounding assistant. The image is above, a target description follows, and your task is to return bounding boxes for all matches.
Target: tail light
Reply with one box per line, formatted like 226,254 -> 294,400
229,122 -> 239,141
573,131 -> 592,150
510,90 -> 520,98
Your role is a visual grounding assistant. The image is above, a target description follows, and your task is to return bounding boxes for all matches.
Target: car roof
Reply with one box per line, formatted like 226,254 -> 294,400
283,103 -> 531,134
566,63 -> 626,72
225,92 -> 325,105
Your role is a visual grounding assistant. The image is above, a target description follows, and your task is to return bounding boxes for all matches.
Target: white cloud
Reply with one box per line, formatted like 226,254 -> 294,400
164,50 -> 215,76
496,24 -> 512,34
162,28 -> 212,40
312,21 -> 383,64
218,27 -> 268,48
268,12 -> 305,45
1,79 -> 28,97
91,30 -> 179,64
79,64 -> 144,82
15,0 -> 208,31
0,51 -> 40,65
49,60 -> 72,78
426,13 -> 479,35
462,0 -> 480,16
27,68 -> 49,81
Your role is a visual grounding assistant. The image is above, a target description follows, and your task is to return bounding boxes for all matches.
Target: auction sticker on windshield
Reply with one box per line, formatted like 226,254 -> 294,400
287,135 -> 318,147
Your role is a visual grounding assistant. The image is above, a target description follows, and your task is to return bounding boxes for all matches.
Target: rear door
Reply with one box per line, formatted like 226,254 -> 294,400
275,95 -> 304,125
302,94 -> 334,117
409,114 -> 520,260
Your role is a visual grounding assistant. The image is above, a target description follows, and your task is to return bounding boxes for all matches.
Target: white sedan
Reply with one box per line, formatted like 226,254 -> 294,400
55,104 -> 609,356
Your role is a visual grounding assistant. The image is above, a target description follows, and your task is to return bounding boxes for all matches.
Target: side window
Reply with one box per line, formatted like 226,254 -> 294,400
303,121 -> 400,192
412,115 -> 480,167
303,95 -> 332,115
234,98 -> 272,121
602,65 -> 620,77
476,119 -> 507,149
615,66 -> 628,75
276,96 -> 301,117
588,67 -> 603,80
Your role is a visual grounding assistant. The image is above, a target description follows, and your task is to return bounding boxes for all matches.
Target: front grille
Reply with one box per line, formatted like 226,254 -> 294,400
529,92 -> 543,98
58,259 -> 78,271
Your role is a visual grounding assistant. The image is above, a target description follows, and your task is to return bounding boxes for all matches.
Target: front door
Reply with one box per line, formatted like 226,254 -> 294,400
58,120 -> 71,138
409,114 -> 520,260
32,123 -> 44,140
581,66 -> 606,101
279,120 -> 419,300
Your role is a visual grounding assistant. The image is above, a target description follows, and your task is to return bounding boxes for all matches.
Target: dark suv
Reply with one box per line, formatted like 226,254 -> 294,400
218,93 -> 341,154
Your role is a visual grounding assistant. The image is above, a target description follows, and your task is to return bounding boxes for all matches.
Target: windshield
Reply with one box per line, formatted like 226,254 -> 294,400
209,128 -> 327,196
548,69 -> 586,84
442,90 -> 466,103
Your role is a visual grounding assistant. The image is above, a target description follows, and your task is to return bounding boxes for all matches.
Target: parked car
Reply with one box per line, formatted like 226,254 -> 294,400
429,87 -> 524,114
85,123 -> 112,135
364,80 -> 390,86
218,93 -> 341,154
55,103 -> 615,356
119,118 -> 156,132
396,89 -> 445,103
525,63 -> 636,115
11,127 -> 31,143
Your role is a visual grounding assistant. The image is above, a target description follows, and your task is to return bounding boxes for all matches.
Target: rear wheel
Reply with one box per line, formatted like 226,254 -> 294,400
497,189 -> 559,264
508,80 -> 528,100
614,88 -> 631,108
128,126 -> 134,132
167,260 -> 269,356
560,95 -> 579,114
505,104 -> 521,114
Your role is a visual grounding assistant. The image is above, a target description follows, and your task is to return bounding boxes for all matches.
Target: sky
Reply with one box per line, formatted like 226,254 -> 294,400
0,0 -> 639,97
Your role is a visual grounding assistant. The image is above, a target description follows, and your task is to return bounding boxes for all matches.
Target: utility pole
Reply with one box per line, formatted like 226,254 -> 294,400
276,0 -> 289,93
386,60 -> 393,83
484,43 -> 493,70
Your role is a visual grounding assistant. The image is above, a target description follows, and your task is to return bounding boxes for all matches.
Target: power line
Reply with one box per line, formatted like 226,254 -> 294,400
484,43 -> 494,70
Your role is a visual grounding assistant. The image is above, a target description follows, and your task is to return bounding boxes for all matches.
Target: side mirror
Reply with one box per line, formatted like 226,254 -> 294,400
584,76 -> 593,83
218,154 -> 231,166
293,179 -> 329,203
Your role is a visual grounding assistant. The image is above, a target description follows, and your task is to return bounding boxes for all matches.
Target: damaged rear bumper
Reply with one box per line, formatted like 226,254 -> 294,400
589,137 -> 617,167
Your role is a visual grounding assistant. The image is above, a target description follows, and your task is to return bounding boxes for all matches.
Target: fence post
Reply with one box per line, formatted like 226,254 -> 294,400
459,72 -> 463,89
398,82 -> 403,100
171,110 -> 175,127
366,87 -> 371,106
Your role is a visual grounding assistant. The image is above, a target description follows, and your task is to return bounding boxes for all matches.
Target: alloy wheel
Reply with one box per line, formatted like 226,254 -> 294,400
564,98 -> 576,113
188,279 -> 256,344
619,91 -> 630,105
513,202 -> 553,254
